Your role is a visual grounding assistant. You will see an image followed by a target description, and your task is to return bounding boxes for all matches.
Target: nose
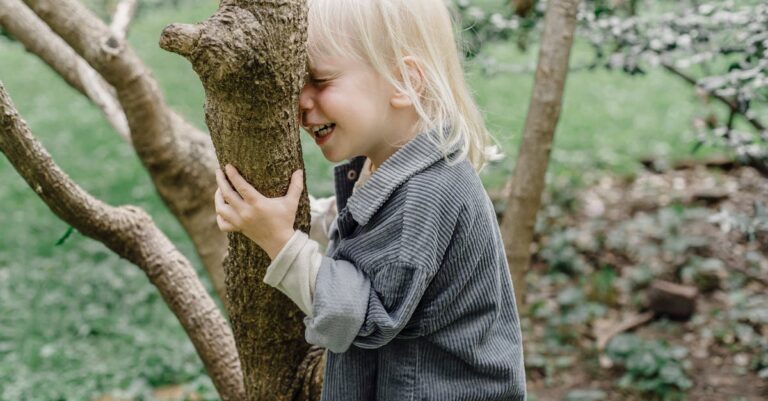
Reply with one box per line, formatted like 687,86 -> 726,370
299,83 -> 316,123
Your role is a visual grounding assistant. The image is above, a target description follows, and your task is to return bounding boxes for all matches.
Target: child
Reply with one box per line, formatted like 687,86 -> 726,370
213,0 -> 527,399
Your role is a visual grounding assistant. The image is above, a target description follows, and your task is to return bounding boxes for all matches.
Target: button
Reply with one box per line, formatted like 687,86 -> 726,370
347,170 -> 357,181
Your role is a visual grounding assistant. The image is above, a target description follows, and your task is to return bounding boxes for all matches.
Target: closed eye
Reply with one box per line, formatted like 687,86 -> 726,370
310,76 -> 332,86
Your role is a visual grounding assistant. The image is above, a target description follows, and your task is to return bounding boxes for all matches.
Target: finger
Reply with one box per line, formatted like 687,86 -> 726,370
216,168 -> 246,209
217,214 -> 238,232
225,164 -> 264,202
216,204 -> 240,227
214,188 -> 241,224
286,169 -> 304,202
214,188 -> 230,211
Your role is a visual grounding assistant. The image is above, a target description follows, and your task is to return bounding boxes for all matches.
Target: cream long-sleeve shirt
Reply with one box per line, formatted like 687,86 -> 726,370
262,158 -> 374,317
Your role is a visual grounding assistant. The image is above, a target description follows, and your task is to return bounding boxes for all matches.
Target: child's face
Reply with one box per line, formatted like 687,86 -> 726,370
299,53 -> 406,165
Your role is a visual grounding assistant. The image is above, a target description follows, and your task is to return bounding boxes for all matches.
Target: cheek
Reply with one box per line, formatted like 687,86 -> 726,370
317,88 -> 362,120
315,89 -> 343,114
314,90 -> 333,107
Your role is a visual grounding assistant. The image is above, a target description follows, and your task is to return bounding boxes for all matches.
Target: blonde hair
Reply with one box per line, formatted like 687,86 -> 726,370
307,0 -> 498,172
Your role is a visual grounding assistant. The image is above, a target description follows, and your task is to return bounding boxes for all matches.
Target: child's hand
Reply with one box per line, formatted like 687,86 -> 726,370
214,164 -> 303,260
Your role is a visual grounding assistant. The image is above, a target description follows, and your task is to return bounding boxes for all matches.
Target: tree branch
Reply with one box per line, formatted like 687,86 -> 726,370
0,0 -> 130,140
0,80 -> 245,401
21,0 -> 229,304
109,0 -> 138,41
159,22 -> 201,58
662,62 -> 766,132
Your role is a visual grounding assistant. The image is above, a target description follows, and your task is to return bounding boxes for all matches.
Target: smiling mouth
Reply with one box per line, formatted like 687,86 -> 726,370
311,123 -> 336,138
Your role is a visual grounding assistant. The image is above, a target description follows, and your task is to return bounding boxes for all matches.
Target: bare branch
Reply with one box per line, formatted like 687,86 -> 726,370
0,0 -> 130,140
21,0 -> 228,303
0,81 -> 245,401
110,0 -> 138,41
159,23 -> 201,58
663,62 -> 766,132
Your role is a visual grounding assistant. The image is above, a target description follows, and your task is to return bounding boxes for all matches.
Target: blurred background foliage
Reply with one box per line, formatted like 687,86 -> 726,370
0,0 -> 766,400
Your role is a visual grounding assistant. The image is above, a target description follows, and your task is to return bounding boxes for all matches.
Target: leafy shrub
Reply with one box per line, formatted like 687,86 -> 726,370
606,334 -> 692,401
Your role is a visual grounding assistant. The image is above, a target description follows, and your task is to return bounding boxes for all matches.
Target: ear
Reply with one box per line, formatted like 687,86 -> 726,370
390,56 -> 425,109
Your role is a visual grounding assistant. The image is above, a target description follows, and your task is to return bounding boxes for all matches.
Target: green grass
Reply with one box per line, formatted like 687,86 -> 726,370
0,1 -> 727,400
470,38 -> 714,190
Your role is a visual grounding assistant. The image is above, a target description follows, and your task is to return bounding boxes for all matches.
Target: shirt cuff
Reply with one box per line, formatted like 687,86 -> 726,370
263,230 -> 324,318
263,229 -> 307,287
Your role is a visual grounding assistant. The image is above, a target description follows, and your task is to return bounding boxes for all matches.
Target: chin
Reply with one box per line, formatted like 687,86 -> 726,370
321,148 -> 348,163
322,152 -> 344,163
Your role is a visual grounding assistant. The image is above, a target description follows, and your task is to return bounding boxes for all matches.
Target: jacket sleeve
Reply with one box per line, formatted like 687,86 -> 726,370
303,257 -> 434,353
352,260 -> 433,349
302,256 -> 370,353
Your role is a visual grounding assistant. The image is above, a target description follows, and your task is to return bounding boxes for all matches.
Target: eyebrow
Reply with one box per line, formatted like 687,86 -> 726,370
308,68 -> 339,81
308,66 -> 333,75
306,59 -> 337,75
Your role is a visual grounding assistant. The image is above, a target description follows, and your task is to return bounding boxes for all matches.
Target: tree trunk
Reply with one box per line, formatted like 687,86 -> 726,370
501,0 -> 581,308
161,1 -> 324,400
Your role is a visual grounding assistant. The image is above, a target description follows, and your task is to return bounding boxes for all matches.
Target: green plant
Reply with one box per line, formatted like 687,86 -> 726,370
679,257 -> 727,292
538,229 -> 590,276
606,334 -> 692,401
708,202 -> 768,242
753,343 -> 768,379
587,267 -> 618,305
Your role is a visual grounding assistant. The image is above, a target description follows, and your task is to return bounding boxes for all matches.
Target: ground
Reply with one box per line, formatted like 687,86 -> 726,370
512,161 -> 768,401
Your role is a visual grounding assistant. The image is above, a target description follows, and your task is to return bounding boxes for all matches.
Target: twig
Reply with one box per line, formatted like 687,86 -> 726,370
662,61 -> 766,132
595,311 -> 655,368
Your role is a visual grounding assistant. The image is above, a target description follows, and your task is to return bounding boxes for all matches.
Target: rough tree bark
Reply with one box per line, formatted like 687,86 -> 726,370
0,81 -> 245,401
501,0 -> 582,308
18,0 -> 229,305
160,1 -> 325,400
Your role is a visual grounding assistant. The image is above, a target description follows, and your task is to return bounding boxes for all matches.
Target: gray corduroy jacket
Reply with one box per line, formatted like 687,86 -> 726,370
303,132 -> 527,401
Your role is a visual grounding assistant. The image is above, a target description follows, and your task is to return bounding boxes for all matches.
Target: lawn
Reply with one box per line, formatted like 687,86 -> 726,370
0,1 -> 723,399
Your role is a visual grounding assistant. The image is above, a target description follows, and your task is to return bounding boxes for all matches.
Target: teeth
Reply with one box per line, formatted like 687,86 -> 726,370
313,123 -> 335,137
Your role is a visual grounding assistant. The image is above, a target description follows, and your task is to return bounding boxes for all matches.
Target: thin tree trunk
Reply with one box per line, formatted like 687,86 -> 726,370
161,1 -> 323,400
0,81 -> 245,401
501,0 -> 581,308
20,0 -> 229,306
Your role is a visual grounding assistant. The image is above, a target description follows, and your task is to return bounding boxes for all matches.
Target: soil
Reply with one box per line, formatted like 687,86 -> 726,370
517,163 -> 768,401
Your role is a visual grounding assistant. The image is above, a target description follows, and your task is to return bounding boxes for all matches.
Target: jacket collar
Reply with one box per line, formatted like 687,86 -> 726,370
334,131 -> 460,226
